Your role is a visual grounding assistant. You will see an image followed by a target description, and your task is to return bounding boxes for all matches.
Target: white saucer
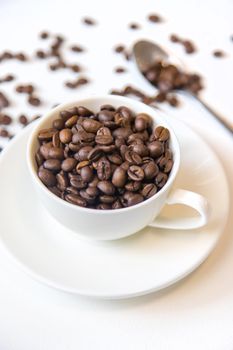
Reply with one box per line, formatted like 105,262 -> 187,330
0,119 -> 229,299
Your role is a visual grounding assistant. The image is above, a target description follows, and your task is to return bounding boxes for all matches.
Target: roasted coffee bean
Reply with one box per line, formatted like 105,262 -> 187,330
120,161 -> 130,171
66,186 -> 79,195
125,150 -> 142,165
28,95 -> 41,106
43,159 -> 61,172
135,116 -> 147,131
79,189 -> 96,203
88,176 -> 99,188
113,127 -> 132,139
83,118 -> 102,133
100,104 -> 115,111
148,13 -> 162,23
56,172 -> 69,190
0,128 -> 10,137
0,114 -> 12,125
76,146 -> 92,161
38,168 -> 56,186
49,186 -> 62,197
155,172 -> 168,188
86,186 -> 99,197
98,110 -> 115,122
131,143 -> 149,157
127,131 -> 148,143
0,92 -> 10,109
155,126 -> 170,141
142,161 -> 159,180
112,199 -> 123,209
76,160 -> 90,171
88,147 -> 103,161
115,137 -> 125,148
52,131 -> 61,148
95,127 -> 113,145
35,151 -> 44,166
128,165 -> 144,181
69,143 -> 82,152
65,115 -> 78,128
72,130 -> 95,144
141,183 -> 157,198
70,175 -> 87,189
40,142 -> 53,159
80,166 -> 94,182
98,145 -> 116,153
65,193 -> 87,207
127,193 -> 144,206
61,158 -> 77,172
97,158 -> 112,180
38,128 -> 57,141
77,106 -> 93,117
112,167 -> 127,187
99,195 -> 115,204
48,147 -> 64,160
148,141 -> 164,158
53,119 -> 64,130
97,181 -> 115,195
18,114 -> 28,126
107,153 -> 122,165
59,129 -> 72,144
114,45 -> 125,53
158,157 -> 173,173
60,107 -> 78,121
125,181 -> 141,192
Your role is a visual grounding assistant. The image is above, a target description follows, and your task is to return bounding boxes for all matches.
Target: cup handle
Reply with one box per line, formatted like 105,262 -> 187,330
149,189 -> 211,230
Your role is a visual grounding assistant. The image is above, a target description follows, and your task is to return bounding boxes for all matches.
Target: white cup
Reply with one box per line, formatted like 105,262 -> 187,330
27,95 -> 210,241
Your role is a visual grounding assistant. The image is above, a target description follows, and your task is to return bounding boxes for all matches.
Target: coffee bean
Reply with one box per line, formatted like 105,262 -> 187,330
59,129 -> 72,143
65,193 -> 87,207
0,92 -> 10,110
80,166 -> 94,182
125,150 -> 142,165
131,143 -> 149,157
48,147 -> 64,160
0,114 -> 12,125
77,106 -> 93,117
107,153 -> 122,165
82,17 -> 96,25
76,160 -> 90,171
61,158 -> 77,172
155,172 -> 168,188
69,175 -> 87,189
143,161 -> 159,179
213,50 -> 225,58
70,45 -> 84,53
49,186 -> 62,197
65,115 -> 78,128
43,159 -> 61,172
125,181 -> 141,192
95,127 -> 113,145
170,34 -> 180,43
18,114 -> 28,126
158,157 -> 173,173
97,158 -> 112,180
52,131 -> 61,148
148,13 -> 162,23
99,195 -> 116,204
38,128 -> 57,141
35,151 -> 44,166
114,67 -> 126,73
83,119 -> 102,133
97,181 -> 115,195
97,203 -> 112,210
155,126 -> 170,141
114,45 -> 125,53
141,183 -> 157,199
52,119 -> 64,130
128,165 -> 144,181
40,31 -> 49,39
113,127 -> 132,139
38,168 -> 57,186
28,95 -> 41,106
148,141 -> 164,158
40,143 -> 53,159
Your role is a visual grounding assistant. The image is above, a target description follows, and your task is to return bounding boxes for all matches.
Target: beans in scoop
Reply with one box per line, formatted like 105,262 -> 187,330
35,105 -> 173,209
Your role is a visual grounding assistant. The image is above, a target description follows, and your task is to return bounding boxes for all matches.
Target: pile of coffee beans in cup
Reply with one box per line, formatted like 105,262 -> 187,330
35,105 -> 173,209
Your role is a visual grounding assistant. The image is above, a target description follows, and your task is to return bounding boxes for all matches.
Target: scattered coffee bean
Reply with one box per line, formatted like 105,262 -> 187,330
0,74 -> 15,84
18,114 -> 28,126
36,50 -> 47,59
213,50 -> 225,58
16,84 -> 34,94
82,17 -> 96,25
0,114 -> 12,125
40,31 -> 49,39
114,67 -> 126,74
35,105 -> 173,209
169,34 -> 196,54
28,95 -> 41,106
147,13 -> 163,23
114,45 -> 125,53
0,92 -> 10,110
0,128 -> 10,138
70,45 -> 84,53
129,23 -> 140,30
169,34 -> 180,43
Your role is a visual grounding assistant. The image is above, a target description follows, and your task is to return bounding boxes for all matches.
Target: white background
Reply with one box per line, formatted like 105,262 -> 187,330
0,0 -> 233,349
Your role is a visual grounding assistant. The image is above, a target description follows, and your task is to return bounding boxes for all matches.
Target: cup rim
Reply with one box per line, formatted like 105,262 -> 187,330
27,94 -> 180,214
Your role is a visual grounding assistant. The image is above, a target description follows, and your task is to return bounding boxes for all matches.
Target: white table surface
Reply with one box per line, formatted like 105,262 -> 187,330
0,0 -> 233,349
